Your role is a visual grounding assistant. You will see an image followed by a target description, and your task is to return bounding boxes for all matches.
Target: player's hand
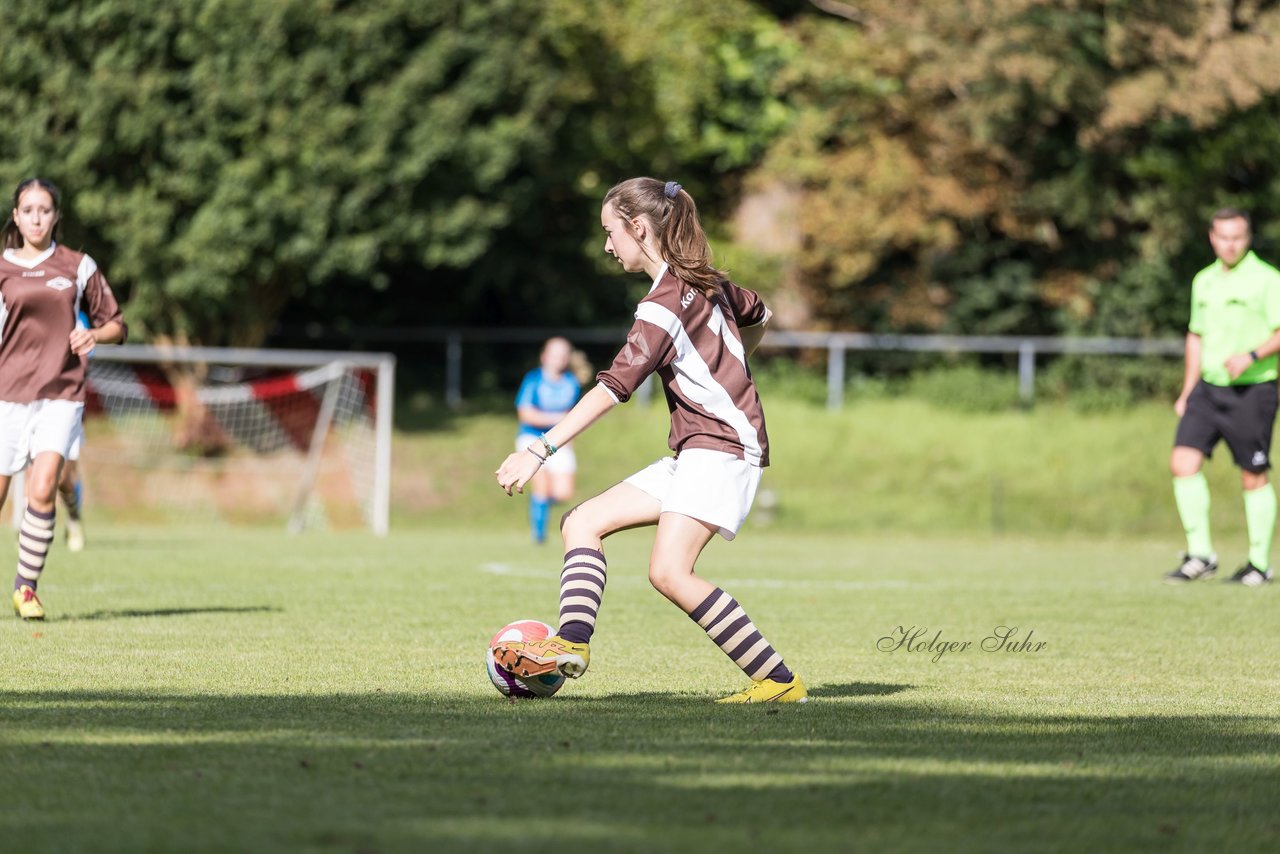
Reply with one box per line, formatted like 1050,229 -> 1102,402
495,449 -> 544,496
1173,394 -> 1189,417
69,328 -> 96,356
1224,353 -> 1254,380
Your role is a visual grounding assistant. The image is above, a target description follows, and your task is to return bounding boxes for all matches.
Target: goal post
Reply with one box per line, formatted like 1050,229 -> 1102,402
23,344 -> 395,536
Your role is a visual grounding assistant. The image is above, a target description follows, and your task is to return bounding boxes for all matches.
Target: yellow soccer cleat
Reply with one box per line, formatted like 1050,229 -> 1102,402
493,636 -> 590,679
66,519 -> 85,553
12,586 -> 45,621
716,675 -> 809,704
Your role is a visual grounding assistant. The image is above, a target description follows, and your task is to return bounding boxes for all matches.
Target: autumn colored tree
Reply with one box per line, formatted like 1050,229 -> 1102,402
753,0 -> 1280,338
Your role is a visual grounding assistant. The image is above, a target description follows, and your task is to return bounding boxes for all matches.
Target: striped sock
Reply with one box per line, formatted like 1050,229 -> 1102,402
557,547 -> 606,644
63,480 -> 83,521
690,587 -> 793,683
15,506 -> 55,592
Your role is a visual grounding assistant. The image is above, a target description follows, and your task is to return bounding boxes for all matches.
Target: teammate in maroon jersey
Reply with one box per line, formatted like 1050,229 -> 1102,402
0,179 -> 126,619
493,177 -> 806,703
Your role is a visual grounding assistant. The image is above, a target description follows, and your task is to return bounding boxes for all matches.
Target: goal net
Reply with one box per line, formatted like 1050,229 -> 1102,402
26,345 -> 394,535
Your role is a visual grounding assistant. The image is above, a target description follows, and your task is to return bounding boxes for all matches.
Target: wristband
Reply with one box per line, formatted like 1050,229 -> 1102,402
537,433 -> 558,458
1251,350 -> 1260,362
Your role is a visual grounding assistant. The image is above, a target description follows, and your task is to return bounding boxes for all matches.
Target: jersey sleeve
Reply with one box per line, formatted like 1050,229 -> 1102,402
721,280 -> 767,327
515,371 -> 539,409
80,255 -> 127,343
596,313 -> 677,404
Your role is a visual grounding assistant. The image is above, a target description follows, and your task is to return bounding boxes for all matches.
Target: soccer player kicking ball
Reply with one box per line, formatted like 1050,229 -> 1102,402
493,177 -> 806,704
0,179 -> 126,618
1167,208 -> 1280,587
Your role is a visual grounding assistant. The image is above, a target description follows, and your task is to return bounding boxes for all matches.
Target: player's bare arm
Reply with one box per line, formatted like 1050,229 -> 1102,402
497,384 -> 617,495
1175,332 -> 1202,417
1225,326 -> 1280,380
69,320 -> 124,357
516,404 -> 565,429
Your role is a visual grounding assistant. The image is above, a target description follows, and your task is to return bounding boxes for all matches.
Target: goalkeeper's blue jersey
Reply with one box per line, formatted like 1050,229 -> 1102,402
515,368 -> 580,441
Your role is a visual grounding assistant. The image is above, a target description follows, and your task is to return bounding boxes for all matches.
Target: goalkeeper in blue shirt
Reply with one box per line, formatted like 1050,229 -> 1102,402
515,337 -> 582,543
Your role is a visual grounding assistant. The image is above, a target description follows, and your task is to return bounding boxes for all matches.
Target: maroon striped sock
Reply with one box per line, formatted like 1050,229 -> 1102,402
690,587 -> 793,683
557,547 -> 606,644
15,506 -> 55,592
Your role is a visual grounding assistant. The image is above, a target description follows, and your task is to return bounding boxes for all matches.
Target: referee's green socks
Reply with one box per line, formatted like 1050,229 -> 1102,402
1173,473 -> 1213,558
1243,482 -> 1276,570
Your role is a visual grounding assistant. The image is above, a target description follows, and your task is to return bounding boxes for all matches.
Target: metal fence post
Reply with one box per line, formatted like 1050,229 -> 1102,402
446,332 -> 463,410
827,342 -> 846,410
1018,340 -> 1036,406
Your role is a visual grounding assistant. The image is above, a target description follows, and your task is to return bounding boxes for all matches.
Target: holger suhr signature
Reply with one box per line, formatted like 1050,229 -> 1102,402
877,625 -> 1047,663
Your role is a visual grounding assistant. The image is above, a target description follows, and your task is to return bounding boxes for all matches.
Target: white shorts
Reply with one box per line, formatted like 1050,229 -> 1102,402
624,448 -> 762,540
0,399 -> 85,476
67,424 -> 83,461
516,436 -> 577,474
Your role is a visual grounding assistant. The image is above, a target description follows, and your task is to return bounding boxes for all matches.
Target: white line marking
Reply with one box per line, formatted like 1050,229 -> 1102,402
476,563 -> 911,590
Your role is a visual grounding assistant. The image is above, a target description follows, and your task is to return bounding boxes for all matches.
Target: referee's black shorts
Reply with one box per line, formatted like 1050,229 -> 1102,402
1175,379 -> 1280,472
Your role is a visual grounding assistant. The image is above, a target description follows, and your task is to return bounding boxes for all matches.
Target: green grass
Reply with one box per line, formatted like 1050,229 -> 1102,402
2,526 -> 1278,852
397,395 -> 1262,543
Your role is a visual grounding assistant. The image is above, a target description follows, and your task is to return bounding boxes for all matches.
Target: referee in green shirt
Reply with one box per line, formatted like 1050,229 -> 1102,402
1168,208 -> 1280,586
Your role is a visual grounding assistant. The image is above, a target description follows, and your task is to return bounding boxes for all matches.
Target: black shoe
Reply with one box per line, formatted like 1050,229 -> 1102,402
1164,553 -> 1218,584
1224,563 -> 1273,587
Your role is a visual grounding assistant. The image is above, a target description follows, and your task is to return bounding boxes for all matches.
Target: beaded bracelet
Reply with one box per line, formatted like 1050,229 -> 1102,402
538,433 -> 558,458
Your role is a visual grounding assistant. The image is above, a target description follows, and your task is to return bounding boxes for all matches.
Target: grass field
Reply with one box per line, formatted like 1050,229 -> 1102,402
2,524 -> 1278,853
392,394 -> 1263,541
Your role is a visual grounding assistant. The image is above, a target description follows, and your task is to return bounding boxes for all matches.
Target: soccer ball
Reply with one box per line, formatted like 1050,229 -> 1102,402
486,619 -> 565,698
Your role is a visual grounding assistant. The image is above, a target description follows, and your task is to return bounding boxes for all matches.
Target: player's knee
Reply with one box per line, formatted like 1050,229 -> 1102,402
647,564 -> 678,598
1242,470 -> 1269,490
1170,450 -> 1201,478
26,474 -> 59,506
559,503 -> 596,539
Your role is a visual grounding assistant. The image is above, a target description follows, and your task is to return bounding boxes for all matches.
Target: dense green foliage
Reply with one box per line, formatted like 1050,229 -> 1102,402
0,0 -> 789,344
1,1 -> 1277,352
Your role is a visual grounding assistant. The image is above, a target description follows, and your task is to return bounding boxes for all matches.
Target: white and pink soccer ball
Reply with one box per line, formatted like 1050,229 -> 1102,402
486,619 -> 566,698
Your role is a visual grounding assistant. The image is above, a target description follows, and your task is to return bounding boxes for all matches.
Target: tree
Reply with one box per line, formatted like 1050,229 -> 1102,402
752,0 -> 1280,338
0,0 -> 794,346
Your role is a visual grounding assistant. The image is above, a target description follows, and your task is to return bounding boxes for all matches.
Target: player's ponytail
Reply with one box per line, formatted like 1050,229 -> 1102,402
603,177 -> 727,298
3,178 -> 62,250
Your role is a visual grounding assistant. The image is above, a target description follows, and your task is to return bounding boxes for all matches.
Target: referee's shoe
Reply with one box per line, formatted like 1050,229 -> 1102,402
1164,553 -> 1218,584
1225,563 -> 1273,587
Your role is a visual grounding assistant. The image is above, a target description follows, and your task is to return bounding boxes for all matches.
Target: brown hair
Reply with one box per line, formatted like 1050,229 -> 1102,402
1211,207 -> 1251,230
2,178 -> 62,250
603,177 -> 727,297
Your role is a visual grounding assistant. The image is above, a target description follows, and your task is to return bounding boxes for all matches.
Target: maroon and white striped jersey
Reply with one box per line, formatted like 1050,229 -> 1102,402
597,263 -> 770,466
0,243 -> 126,403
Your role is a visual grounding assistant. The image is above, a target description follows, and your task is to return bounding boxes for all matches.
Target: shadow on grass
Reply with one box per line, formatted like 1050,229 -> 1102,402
808,681 -> 913,698
1,689 -> 1278,851
63,606 -> 281,621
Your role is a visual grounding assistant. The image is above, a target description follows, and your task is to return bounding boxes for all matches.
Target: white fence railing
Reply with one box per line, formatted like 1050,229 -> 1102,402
339,326 -> 1184,410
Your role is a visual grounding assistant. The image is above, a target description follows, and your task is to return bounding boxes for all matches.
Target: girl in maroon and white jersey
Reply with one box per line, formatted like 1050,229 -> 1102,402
493,177 -> 805,703
0,178 -> 126,619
